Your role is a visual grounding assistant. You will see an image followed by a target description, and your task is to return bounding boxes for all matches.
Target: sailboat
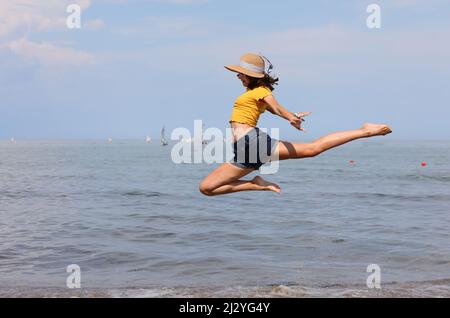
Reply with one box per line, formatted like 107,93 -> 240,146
160,126 -> 168,146
10,137 -> 16,143
146,135 -> 152,144
107,137 -> 113,144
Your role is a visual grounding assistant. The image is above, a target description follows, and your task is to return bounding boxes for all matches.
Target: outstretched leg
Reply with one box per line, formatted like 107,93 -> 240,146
274,123 -> 392,160
199,163 -> 281,196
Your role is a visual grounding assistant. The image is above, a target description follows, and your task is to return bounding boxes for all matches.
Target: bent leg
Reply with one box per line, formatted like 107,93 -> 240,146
274,123 -> 392,160
199,163 -> 280,196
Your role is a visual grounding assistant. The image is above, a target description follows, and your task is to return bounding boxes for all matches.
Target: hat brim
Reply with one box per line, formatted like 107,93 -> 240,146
224,65 -> 265,79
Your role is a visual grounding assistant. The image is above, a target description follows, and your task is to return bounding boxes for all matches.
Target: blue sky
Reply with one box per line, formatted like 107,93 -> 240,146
1,0 -> 449,140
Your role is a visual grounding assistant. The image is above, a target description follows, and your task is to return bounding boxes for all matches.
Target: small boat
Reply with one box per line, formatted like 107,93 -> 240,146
107,137 -> 113,144
146,135 -> 152,143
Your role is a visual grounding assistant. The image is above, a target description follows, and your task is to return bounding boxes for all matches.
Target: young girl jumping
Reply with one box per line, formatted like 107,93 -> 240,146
199,53 -> 392,196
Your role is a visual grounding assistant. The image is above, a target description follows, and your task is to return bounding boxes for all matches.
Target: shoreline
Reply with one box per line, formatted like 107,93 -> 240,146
1,279 -> 449,298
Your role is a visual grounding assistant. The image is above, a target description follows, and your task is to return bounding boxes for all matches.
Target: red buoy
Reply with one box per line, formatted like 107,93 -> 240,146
349,160 -> 355,165
421,161 -> 427,167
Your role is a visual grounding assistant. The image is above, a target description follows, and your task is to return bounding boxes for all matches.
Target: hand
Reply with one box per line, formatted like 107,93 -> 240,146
290,112 -> 311,131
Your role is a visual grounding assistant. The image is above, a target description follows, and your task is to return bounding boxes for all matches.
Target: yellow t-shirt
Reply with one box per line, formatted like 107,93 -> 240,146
229,86 -> 272,127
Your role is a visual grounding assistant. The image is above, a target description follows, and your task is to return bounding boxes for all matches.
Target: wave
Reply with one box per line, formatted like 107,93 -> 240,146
320,192 -> 450,202
121,191 -> 165,197
2,278 -> 450,298
0,191 -> 68,199
400,174 -> 450,183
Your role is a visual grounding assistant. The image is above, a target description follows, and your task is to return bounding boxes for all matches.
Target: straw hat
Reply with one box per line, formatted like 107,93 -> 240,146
224,53 -> 266,78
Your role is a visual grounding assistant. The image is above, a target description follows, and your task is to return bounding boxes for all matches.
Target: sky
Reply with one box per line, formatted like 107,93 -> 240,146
1,0 -> 449,140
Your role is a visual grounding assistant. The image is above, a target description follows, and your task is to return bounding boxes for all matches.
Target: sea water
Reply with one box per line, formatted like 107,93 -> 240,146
0,139 -> 449,297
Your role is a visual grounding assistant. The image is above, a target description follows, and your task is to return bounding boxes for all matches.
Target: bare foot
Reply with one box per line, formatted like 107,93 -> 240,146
252,176 -> 281,193
362,123 -> 392,137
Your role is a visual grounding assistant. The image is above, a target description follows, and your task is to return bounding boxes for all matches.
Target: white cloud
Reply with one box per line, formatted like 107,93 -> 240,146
390,0 -> 421,7
114,15 -> 218,38
379,0 -> 449,8
0,1 -> 101,66
158,0 -> 208,3
0,1 -> 93,37
85,19 -> 106,29
98,0 -> 207,4
123,24 -> 450,84
7,38 -> 95,66
0,0 -> 105,37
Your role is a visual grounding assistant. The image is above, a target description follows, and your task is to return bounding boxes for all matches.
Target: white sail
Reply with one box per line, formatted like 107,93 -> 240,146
146,135 -> 152,143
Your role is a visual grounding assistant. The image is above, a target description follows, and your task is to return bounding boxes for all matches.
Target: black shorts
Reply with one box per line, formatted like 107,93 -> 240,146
231,127 -> 279,170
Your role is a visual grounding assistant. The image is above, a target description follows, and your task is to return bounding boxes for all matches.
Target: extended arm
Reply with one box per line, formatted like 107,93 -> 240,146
263,95 -> 310,131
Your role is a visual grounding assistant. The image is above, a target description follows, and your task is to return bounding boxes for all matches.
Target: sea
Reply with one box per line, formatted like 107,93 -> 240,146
0,139 -> 449,297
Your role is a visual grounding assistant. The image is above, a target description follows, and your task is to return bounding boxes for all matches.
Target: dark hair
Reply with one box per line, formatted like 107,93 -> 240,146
246,73 -> 279,91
